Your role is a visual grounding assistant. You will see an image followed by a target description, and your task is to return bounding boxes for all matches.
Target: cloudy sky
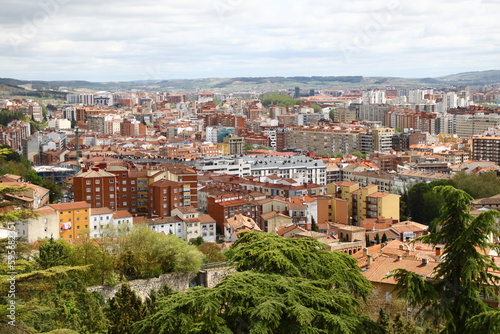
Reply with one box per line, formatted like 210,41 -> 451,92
1,0 -> 498,81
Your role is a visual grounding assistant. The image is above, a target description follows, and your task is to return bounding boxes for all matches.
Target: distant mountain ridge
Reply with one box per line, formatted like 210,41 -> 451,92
0,70 -> 498,93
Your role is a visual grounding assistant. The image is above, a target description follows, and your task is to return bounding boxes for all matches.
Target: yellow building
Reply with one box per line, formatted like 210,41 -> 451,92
216,143 -> 230,155
48,202 -> 91,242
329,182 -> 399,225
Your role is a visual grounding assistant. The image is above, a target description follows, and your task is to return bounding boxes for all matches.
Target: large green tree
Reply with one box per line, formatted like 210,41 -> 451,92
390,186 -> 500,333
135,232 -> 380,333
106,283 -> 146,334
117,225 -> 203,279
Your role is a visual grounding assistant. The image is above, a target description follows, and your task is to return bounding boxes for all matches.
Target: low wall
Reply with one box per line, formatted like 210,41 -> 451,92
87,272 -> 196,301
87,267 -> 234,301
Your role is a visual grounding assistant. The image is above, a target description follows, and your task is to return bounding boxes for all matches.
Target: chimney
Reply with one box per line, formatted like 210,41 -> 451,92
363,248 -> 368,256
435,246 -> 441,256
397,254 -> 403,261
367,254 -> 373,266
422,258 -> 429,265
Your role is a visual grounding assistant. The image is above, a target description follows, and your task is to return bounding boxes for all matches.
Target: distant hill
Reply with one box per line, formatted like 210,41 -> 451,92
0,70 -> 498,94
437,70 -> 500,84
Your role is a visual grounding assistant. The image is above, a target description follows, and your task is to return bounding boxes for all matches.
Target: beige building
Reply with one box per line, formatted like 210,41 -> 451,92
260,211 -> 293,233
15,206 -> 59,243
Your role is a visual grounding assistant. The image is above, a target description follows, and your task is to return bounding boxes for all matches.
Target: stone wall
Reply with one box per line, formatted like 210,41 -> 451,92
87,267 -> 234,301
87,272 -> 196,301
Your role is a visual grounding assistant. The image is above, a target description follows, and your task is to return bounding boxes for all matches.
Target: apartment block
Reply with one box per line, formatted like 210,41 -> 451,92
329,182 -> 399,225
73,168 -> 118,210
284,127 -> 363,155
149,179 -> 190,218
472,136 -> 500,165
48,201 -> 91,242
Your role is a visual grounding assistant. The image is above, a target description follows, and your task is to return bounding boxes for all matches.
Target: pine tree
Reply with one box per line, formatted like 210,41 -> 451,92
35,237 -> 70,269
390,186 -> 500,333
375,233 -> 381,244
311,216 -> 319,232
106,284 -> 145,334
378,308 -> 391,332
381,232 -> 388,243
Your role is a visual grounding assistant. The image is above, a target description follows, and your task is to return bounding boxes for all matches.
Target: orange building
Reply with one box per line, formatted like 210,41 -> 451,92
48,202 -> 91,242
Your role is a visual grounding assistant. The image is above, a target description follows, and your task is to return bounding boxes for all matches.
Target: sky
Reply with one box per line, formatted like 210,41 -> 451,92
0,0 -> 499,82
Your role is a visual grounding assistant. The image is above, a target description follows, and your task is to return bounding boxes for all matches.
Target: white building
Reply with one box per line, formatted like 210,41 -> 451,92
47,118 -> 72,130
205,126 -> 219,144
15,206 -> 59,242
242,155 -> 327,185
195,157 -> 252,176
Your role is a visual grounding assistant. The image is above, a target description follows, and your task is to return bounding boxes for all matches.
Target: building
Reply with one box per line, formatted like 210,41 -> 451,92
223,134 -> 244,155
15,206 -> 59,243
224,214 -> 261,242
149,179 -> 190,218
1,182 -> 50,209
329,182 -> 400,225
48,201 -> 91,242
73,168 -> 118,210
472,136 -> 500,165
284,127 -> 363,155
242,155 -> 326,185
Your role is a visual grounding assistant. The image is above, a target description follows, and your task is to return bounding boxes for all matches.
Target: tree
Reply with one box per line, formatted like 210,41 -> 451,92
390,186 -> 500,333
197,242 -> 226,263
35,237 -> 71,269
311,216 -> 319,232
450,171 -> 500,199
352,151 -> 366,159
40,178 -> 63,203
381,232 -> 388,243
135,232 -> 381,333
329,108 -> 335,121
23,169 -> 42,185
190,235 -> 204,246
117,225 -> 203,279
375,233 -> 381,245
106,283 -> 146,334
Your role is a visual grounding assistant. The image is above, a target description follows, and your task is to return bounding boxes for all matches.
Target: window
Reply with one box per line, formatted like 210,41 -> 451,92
131,180 -> 136,185
86,195 -> 91,200
110,194 -> 114,199
109,186 -> 115,191
109,179 -> 114,183
123,195 -> 127,199
86,180 -> 91,185
123,202 -> 127,206
122,174 -> 127,178
95,180 -> 100,184
96,187 -> 100,192
86,188 -> 91,192
96,203 -> 101,207
122,180 -> 127,185
96,195 -> 101,200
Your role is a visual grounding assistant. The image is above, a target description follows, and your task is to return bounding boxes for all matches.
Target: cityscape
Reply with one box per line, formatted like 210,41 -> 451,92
2,0 -> 500,333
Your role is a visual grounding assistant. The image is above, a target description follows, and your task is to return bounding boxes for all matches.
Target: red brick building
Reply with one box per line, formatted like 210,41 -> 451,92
149,179 -> 190,218
73,168 -> 118,210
